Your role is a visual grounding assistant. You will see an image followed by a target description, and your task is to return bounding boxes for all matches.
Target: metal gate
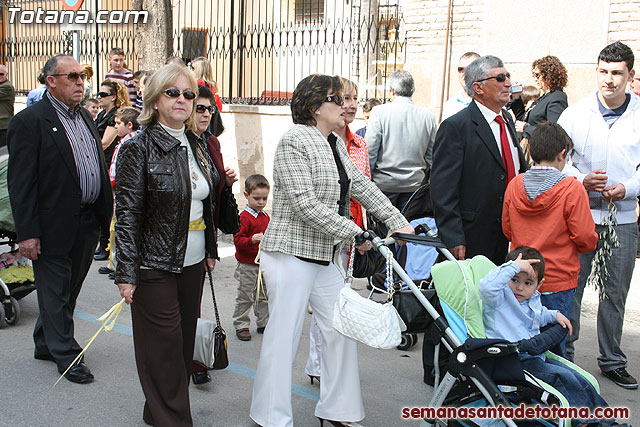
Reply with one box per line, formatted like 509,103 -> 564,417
2,0 -> 406,104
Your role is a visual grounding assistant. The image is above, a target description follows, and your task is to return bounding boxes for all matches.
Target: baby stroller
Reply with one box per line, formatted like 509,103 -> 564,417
360,224 -> 600,427
0,154 -> 36,327
363,184 -> 440,350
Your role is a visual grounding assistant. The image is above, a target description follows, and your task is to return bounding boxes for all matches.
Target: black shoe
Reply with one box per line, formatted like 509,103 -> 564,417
602,367 -> 638,389
60,361 -> 94,384
95,246 -> 101,255
98,266 -> 113,274
257,327 -> 265,334
34,352 -> 56,362
108,272 -> 116,280
94,249 -> 109,261
192,371 -> 211,384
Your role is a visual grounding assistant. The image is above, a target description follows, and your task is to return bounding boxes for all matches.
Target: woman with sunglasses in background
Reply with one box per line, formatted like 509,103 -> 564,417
114,63 -> 221,427
515,55 -> 568,140
190,56 -> 223,112
250,74 -> 413,427
189,83 -> 238,385
93,80 -> 131,261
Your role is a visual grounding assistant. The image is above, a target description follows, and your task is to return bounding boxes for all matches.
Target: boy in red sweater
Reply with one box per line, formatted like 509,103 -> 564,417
502,122 -> 598,356
233,174 -> 270,341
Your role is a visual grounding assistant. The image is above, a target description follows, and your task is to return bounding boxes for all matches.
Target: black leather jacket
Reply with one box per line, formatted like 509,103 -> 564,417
114,122 -> 218,285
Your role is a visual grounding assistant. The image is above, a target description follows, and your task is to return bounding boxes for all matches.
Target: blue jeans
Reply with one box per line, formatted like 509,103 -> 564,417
521,356 -> 609,424
566,223 -> 637,371
540,289 -> 574,357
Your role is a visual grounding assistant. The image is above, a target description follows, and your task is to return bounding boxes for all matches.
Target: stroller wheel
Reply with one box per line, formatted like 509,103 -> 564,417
410,333 -> 419,348
5,296 -> 20,326
0,301 -> 5,328
397,333 -> 413,351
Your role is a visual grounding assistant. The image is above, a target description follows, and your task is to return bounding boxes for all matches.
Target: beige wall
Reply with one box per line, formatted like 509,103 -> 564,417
404,0 -> 640,117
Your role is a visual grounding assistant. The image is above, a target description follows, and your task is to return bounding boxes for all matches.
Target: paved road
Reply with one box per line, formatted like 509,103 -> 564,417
1,240 -> 638,426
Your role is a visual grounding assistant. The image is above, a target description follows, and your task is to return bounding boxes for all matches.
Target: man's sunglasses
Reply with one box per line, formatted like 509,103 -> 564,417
476,72 -> 511,83
324,95 -> 344,106
51,72 -> 88,81
457,67 -> 465,73
163,88 -> 196,100
195,104 -> 214,113
97,91 -> 114,98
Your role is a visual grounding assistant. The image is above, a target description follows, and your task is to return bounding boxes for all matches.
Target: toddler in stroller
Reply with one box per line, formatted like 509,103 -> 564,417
480,246 -> 612,426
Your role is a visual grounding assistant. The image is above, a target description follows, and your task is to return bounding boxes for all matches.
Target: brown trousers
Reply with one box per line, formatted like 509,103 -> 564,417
131,261 -> 204,427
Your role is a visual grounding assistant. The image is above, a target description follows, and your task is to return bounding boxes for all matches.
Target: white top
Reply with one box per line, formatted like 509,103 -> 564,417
475,101 -> 521,173
159,123 -> 210,266
441,93 -> 471,120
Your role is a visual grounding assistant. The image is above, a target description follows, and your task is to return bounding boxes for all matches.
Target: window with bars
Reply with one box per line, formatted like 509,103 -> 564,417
182,27 -> 208,63
295,0 -> 324,23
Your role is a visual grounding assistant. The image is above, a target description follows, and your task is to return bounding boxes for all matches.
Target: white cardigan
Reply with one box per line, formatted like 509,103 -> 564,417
559,92 -> 640,225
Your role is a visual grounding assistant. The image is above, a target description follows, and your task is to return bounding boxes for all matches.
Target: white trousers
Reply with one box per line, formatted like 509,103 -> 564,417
250,251 -> 364,427
305,315 -> 322,377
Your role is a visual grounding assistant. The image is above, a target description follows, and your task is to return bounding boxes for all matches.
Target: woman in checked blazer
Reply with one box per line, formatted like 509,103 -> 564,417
249,74 -> 413,427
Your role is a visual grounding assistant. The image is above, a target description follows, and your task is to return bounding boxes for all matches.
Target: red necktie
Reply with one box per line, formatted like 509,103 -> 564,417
495,115 -> 516,183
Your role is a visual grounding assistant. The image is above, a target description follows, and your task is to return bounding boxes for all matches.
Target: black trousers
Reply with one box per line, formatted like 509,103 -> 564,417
131,261 -> 204,427
32,208 -> 100,372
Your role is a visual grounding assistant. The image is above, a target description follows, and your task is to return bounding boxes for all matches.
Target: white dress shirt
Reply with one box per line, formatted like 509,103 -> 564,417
475,101 -> 521,173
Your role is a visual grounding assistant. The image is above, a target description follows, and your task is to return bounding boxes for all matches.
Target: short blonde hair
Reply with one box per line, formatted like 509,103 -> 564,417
341,77 -> 358,96
138,63 -> 198,130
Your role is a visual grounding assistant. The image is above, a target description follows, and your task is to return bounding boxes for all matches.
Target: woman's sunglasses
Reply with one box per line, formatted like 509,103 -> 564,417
324,95 -> 344,106
476,72 -> 511,83
97,91 -> 114,98
163,88 -> 196,100
195,104 -> 214,113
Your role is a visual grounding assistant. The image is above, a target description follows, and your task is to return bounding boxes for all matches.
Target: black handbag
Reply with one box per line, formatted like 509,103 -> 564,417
211,104 -> 225,137
218,185 -> 240,234
208,270 -> 229,370
392,286 -> 438,334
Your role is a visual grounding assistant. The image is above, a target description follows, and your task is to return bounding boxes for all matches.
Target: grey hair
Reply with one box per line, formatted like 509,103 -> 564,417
389,70 -> 415,97
43,54 -> 71,87
464,55 -> 504,97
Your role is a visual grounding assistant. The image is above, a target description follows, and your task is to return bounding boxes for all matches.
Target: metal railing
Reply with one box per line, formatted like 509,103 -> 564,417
2,0 -> 406,104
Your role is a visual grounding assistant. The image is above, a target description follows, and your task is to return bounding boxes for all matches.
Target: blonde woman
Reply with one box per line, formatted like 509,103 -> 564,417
190,56 -> 223,112
115,63 -> 220,426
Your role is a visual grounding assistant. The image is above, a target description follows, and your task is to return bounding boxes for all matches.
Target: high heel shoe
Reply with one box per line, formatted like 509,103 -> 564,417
317,417 -> 363,427
308,374 -> 320,384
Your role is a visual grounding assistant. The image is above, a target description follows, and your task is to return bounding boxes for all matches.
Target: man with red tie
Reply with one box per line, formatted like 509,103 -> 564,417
431,55 -> 527,265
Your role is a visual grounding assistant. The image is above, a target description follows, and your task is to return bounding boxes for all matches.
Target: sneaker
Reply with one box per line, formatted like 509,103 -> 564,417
236,328 -> 251,341
602,367 -> 638,389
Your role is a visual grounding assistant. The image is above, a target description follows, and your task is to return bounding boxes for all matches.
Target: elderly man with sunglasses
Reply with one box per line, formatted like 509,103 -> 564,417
431,55 -> 527,265
6,54 -> 112,384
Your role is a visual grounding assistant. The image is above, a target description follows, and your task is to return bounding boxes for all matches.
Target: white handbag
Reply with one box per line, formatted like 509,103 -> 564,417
332,243 -> 406,349
194,317 -> 216,369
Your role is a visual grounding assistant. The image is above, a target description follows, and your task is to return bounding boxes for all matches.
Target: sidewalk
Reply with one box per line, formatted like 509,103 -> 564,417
0,242 -> 637,426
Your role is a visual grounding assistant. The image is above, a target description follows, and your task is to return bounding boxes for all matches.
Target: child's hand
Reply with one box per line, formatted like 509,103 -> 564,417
252,233 -> 264,244
556,312 -> 573,336
513,254 -> 540,281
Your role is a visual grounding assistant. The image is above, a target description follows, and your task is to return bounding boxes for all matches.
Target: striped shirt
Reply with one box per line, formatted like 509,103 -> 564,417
522,166 -> 565,201
47,92 -> 101,204
105,68 -> 137,105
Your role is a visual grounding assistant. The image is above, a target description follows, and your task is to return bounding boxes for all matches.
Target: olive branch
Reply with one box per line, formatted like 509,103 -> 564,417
586,200 -> 619,300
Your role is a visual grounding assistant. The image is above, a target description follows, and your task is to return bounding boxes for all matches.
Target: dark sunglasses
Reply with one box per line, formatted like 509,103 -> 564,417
457,67 -> 465,73
476,72 -> 511,83
532,71 -> 541,79
97,91 -> 114,98
51,72 -> 88,81
163,88 -> 196,100
324,95 -> 344,106
195,104 -> 214,113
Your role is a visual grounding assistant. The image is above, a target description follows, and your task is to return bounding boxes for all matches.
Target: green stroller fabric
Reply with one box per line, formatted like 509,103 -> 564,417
430,255 -> 496,340
0,157 -> 14,233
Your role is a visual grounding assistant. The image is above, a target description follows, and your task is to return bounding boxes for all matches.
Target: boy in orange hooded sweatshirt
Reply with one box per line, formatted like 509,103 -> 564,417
502,122 -> 598,356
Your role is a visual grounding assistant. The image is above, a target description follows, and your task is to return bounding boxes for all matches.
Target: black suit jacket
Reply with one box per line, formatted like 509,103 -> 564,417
7,95 -> 113,256
522,89 -> 568,139
430,100 -> 527,265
